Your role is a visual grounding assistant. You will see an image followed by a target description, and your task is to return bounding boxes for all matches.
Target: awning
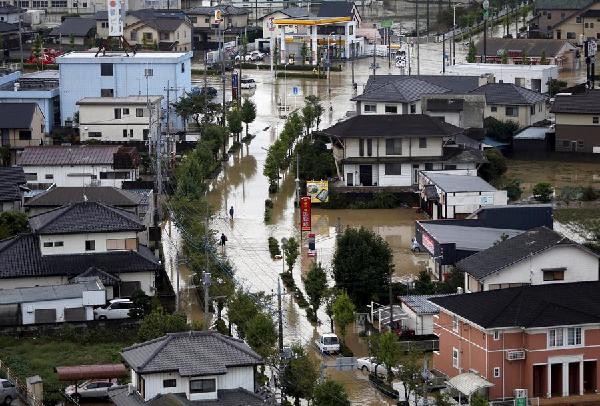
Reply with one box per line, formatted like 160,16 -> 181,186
55,364 -> 128,381
447,372 -> 494,397
424,185 -> 439,200
374,305 -> 407,326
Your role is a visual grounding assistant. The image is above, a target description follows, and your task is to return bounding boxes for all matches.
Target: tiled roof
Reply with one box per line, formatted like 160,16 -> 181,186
401,295 -> 449,315
0,278 -> 104,305
456,226 -> 595,280
70,267 -> 121,286
353,75 -> 481,103
17,145 -> 122,166
321,114 -> 463,138
49,17 -> 96,37
550,90 -> 600,114
429,281 -> 600,328
474,38 -> 572,58
421,172 -> 497,193
0,21 -> 18,33
0,234 -> 160,279
129,9 -> 189,32
186,5 -> 249,15
534,0 -> 594,10
0,166 -> 26,202
470,83 -> 547,105
109,386 -> 268,406
26,187 -> 141,208
419,222 -> 523,251
0,5 -> 25,13
28,202 -> 145,235
0,103 -> 38,129
121,331 -> 263,376
317,1 -> 355,18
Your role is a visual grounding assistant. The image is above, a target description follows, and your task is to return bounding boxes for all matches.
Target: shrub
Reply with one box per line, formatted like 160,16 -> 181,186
533,182 -> 554,203
268,237 -> 281,258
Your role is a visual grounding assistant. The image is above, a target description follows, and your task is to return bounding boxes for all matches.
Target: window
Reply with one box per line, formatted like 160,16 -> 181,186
130,129 -> 134,138
593,116 -> 599,124
576,16 -> 582,23
160,32 -> 170,41
385,105 -> 397,114
144,68 -> 153,77
366,139 -> 372,156
452,315 -> 459,332
493,330 -> 501,340
358,138 -> 364,156
25,173 -> 37,181
130,30 -> 137,41
143,129 -> 149,140
542,268 -> 565,281
163,379 -> 176,388
419,137 -> 427,148
181,63 -> 185,73
101,88 -> 114,97
505,106 -> 518,117
18,130 -> 32,140
85,240 -> 95,251
490,106 -> 497,112
452,348 -> 459,369
410,104 -> 416,114
530,105 -> 535,115
114,108 -> 122,119
100,171 -> 130,179
136,108 -> 144,117
190,16 -> 197,23
567,32 -> 576,39
55,241 -> 63,247
43,242 -> 53,248
122,108 -> 130,115
32,0 -> 48,6
123,129 -> 128,138
189,379 -> 216,394
364,104 -> 376,113
385,139 -> 402,155
51,0 -> 67,6
567,327 -> 582,346
444,164 -> 457,170
424,163 -> 433,171
101,22 -> 108,28
205,18 -> 210,23
493,367 -> 501,378
561,12 -> 565,18
100,63 -> 113,76
88,131 -> 102,138
143,32 -> 153,40
44,174 -> 53,180
547,12 -> 551,19
597,33 -> 600,39
548,328 -> 564,347
107,238 -> 138,251
19,0 -> 29,5
384,163 -> 402,175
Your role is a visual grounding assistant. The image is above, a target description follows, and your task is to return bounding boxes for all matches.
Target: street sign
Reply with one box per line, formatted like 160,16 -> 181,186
483,0 -> 490,19
268,17 -> 275,32
380,20 -> 393,29
292,86 -> 301,96
300,196 -> 311,232
515,398 -> 527,406
214,9 -> 222,24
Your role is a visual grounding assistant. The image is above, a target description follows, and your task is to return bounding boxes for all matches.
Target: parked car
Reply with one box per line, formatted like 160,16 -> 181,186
356,357 -> 399,377
249,50 -> 265,61
0,379 -> 17,405
315,333 -> 340,354
65,380 -> 117,402
94,298 -> 133,320
234,53 -> 253,62
241,78 -> 257,89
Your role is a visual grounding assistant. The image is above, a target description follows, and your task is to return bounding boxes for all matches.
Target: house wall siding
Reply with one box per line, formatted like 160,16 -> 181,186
39,231 -> 138,255
22,164 -> 138,188
20,297 -> 97,324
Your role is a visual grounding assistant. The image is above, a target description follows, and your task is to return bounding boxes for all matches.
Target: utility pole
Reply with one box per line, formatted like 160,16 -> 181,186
416,0 -> 420,75
387,28 -> 391,70
372,24 -> 377,76
220,25 -> 226,128
483,0 -> 489,63
277,277 -> 284,352
351,40 -> 355,88
18,16 -> 23,69
421,357 -> 430,406
442,32 -> 445,73
295,152 -> 300,208
203,272 -> 211,331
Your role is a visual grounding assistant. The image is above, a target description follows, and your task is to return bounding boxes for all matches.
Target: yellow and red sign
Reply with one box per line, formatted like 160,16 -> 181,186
300,196 -> 311,231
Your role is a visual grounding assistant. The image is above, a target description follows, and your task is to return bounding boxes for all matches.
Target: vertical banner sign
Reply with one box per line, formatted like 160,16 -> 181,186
300,196 -> 311,232
231,72 -> 238,101
308,233 -> 316,257
107,0 -> 124,37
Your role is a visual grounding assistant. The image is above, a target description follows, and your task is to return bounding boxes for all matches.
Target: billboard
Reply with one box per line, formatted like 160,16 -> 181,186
300,196 -> 311,231
306,180 -> 329,203
107,0 -> 124,37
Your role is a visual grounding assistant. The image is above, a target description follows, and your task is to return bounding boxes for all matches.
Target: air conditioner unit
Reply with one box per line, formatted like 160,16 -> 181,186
506,350 -> 526,361
514,388 -> 528,399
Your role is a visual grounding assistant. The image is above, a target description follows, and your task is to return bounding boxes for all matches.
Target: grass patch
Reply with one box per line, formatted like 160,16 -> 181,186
554,208 -> 600,239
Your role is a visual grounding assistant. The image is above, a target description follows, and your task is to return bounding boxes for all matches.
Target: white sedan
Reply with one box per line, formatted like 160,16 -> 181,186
356,357 -> 399,377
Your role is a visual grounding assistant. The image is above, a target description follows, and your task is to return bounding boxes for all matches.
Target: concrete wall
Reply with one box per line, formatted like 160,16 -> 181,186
20,297 -> 94,324
344,137 -> 443,158
444,190 -> 508,218
22,164 -> 139,188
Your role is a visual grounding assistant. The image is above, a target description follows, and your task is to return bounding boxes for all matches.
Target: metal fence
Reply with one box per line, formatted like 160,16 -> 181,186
0,358 -> 43,406
489,398 -> 540,406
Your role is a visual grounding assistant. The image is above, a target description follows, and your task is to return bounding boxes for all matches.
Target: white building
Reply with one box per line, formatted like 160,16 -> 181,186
400,295 -> 445,336
419,171 -> 508,220
109,331 -> 268,406
0,201 -> 160,298
458,227 -> 600,293
77,96 -> 162,143
323,114 -> 486,188
446,63 -> 559,94
17,145 -> 140,188
56,52 -> 192,129
0,277 -> 106,325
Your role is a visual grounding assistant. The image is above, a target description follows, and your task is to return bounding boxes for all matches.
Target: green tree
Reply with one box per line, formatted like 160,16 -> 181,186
283,237 -> 299,273
504,178 -> 523,201
398,345 -> 424,403
434,391 -> 454,406
484,117 -> 520,142
466,40 -> 477,63
305,95 -> 324,130
138,307 -> 190,341
479,148 -> 507,185
227,108 -> 243,142
540,50 -> 548,65
548,79 -> 567,96
0,34 -> 4,60
227,290 -> 270,339
153,39 -> 159,50
294,135 -> 337,181
332,227 -> 393,308
533,182 -> 553,202
69,33 -> 75,50
413,270 -> 436,294
471,393 -> 489,406
281,346 -> 319,406
500,50 -> 508,64
522,49 -> 530,64
128,289 -> 152,319
332,291 -> 355,341
240,98 -> 256,138
302,102 -> 316,136
313,379 -> 350,406
0,211 -> 29,240
304,262 -> 328,312
245,312 -> 278,359
142,35 -> 148,48
373,332 -> 402,385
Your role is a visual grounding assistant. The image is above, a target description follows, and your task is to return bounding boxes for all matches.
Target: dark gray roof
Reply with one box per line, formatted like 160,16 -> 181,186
550,90 -> 600,114
26,187 -> 141,208
0,21 -> 18,33
422,172 -> 497,193
70,267 -> 121,286
0,166 -> 26,203
353,75 -> 481,103
321,114 -> 463,138
0,103 -> 38,129
0,5 -> 25,13
186,5 -> 249,16
109,386 -> 267,406
121,331 -> 263,376
419,222 -> 523,251
513,126 -> 550,140
470,83 -> 546,106
94,10 -> 108,20
278,6 -> 309,18
49,17 -> 96,37
28,201 -> 145,235
317,1 -> 355,17
442,147 -> 487,164
17,145 -> 122,166
0,234 -> 160,279
401,294 -> 449,315
456,226 -> 594,280
475,38 -> 572,58
425,98 -> 464,112
129,9 -> 189,32
429,281 -> 600,328
534,0 -> 593,10
0,278 -> 103,305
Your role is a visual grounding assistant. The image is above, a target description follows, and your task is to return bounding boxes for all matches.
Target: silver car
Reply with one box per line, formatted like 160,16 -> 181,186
64,380 -> 117,402
0,379 -> 17,405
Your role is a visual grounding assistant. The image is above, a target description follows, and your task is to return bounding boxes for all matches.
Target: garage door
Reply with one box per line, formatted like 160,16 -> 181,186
120,281 -> 141,297
64,307 -> 87,322
34,309 -> 56,324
